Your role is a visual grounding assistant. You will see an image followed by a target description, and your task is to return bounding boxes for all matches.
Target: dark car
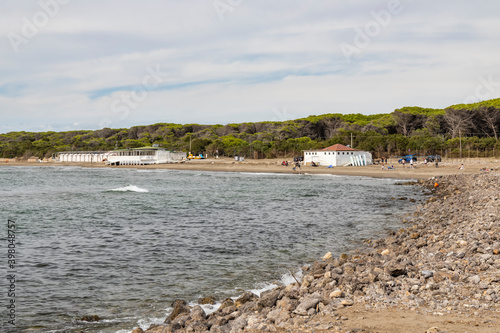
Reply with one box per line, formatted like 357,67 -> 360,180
398,154 -> 417,164
293,156 -> 304,162
426,155 -> 442,162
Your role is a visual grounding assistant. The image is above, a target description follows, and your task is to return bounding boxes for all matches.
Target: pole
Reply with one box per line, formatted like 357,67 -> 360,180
351,133 -> 353,148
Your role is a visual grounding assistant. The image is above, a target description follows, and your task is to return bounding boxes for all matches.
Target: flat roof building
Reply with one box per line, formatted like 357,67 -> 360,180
303,144 -> 372,166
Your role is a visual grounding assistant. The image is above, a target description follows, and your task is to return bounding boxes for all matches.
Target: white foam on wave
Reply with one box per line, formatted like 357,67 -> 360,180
136,315 -> 167,331
107,185 -> 149,193
120,269 -> 303,332
189,300 -> 222,315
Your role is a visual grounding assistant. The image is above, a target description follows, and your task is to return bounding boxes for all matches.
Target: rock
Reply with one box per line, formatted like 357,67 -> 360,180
235,291 -> 257,307
322,252 -> 333,260
381,249 -> 390,256
469,275 -> 481,284
385,263 -> 406,277
293,296 -> 321,316
164,299 -> 190,324
190,305 -> 207,321
198,296 -> 216,305
131,328 -> 144,333
217,298 -> 234,312
209,324 -> 230,333
339,253 -> 349,261
267,308 -> 290,324
185,320 -> 209,332
301,275 -> 314,288
257,289 -> 281,308
341,299 -> 354,306
276,297 -> 298,312
426,327 -> 442,333
172,313 -> 190,327
228,316 -> 247,331
421,270 -> 434,278
220,305 -> 237,316
329,289 -> 344,298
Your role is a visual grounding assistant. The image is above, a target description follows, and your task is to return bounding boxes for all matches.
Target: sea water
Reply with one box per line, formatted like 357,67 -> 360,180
0,166 -> 423,332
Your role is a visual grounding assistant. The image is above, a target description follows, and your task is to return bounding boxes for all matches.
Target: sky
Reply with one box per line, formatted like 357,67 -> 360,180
1,0 -> 500,133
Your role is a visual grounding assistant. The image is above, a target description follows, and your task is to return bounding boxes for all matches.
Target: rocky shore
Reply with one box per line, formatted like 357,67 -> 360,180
131,173 -> 500,333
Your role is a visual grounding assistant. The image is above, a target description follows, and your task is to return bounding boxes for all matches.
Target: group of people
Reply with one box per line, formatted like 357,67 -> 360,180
282,160 -> 302,172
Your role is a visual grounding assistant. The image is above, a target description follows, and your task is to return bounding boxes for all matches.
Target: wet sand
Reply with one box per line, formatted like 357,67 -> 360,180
3,157 -> 499,180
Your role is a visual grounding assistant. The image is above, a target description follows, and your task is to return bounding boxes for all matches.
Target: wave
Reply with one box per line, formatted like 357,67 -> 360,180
107,185 -> 149,193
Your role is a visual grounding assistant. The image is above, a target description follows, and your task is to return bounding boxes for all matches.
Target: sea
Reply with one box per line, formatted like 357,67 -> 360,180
0,166 -> 423,332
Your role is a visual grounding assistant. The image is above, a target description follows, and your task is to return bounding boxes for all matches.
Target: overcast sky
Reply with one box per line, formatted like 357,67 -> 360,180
1,0 -> 500,133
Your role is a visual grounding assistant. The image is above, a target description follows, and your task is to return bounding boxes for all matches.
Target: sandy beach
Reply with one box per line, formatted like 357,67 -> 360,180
2,157 -> 499,180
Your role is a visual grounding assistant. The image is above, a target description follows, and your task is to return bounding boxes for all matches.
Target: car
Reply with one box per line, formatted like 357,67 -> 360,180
426,155 -> 442,162
398,154 -> 417,164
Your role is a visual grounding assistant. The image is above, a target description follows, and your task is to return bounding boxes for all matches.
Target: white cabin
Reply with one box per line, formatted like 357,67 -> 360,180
303,144 -> 373,167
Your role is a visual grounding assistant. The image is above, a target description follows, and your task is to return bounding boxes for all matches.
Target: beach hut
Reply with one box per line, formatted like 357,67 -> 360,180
106,147 -> 186,165
303,144 -> 373,166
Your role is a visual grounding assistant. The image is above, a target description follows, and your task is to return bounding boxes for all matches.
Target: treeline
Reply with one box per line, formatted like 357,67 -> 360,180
2,98 -> 500,159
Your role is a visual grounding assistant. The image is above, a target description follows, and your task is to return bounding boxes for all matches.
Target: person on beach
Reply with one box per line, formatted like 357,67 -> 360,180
459,163 -> 464,170
402,159 -> 406,168
410,159 -> 414,169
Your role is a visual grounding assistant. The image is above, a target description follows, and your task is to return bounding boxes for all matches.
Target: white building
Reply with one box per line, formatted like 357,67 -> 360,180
303,144 -> 373,166
57,151 -> 110,163
106,147 -> 186,165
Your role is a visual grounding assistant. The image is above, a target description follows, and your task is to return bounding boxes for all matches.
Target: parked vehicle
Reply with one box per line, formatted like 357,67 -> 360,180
426,155 -> 442,162
398,154 -> 417,164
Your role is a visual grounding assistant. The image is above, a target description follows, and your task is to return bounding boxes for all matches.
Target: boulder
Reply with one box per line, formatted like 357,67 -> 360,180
198,296 -> 217,305
190,305 -> 207,321
164,299 -> 190,324
235,291 -> 257,307
329,289 -> 344,298
257,289 -> 281,308
293,296 -> 321,316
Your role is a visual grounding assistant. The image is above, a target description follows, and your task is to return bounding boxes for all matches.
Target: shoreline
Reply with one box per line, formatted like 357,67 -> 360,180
132,172 -> 500,333
2,157 -> 499,180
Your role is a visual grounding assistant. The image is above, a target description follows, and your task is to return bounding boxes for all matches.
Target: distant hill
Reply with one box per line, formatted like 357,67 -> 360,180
1,98 -> 499,159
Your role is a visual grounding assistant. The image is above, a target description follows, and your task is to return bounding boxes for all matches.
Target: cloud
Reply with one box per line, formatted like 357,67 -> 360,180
1,0 -> 500,133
